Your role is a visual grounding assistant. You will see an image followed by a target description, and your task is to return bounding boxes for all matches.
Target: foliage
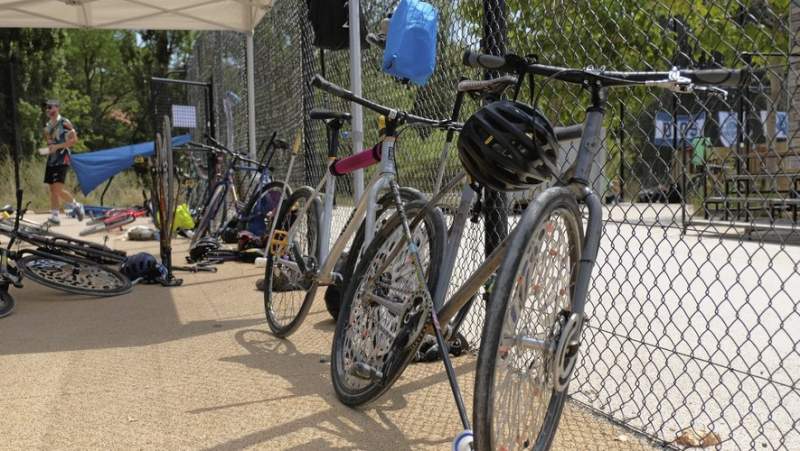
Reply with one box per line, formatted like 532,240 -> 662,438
2,29 -> 195,160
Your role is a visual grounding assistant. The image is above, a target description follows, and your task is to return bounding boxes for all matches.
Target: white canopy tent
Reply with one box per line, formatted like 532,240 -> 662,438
0,0 -> 270,31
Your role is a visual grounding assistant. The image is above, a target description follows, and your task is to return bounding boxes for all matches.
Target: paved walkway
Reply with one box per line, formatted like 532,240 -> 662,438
0,214 -> 660,450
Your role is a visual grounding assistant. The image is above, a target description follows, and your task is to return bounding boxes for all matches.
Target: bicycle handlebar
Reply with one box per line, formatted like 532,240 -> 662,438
188,141 -> 264,169
310,74 -> 452,128
462,50 -> 748,87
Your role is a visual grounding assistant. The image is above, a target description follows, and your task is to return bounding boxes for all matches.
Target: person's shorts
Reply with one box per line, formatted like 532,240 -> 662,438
44,165 -> 69,184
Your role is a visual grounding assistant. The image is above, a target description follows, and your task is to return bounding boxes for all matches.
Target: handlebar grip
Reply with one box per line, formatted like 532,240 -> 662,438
329,144 -> 382,177
687,69 -> 748,87
311,74 -> 351,99
462,50 -> 511,72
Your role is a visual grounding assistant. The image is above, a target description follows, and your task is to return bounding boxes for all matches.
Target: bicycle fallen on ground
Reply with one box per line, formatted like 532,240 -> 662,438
0,189 -> 133,317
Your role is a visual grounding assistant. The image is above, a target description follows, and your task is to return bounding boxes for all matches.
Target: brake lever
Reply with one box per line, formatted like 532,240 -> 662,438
693,85 -> 728,99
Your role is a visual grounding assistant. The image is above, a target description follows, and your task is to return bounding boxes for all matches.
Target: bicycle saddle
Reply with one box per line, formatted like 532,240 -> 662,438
0,205 -> 13,213
309,107 -> 352,122
273,139 -> 290,149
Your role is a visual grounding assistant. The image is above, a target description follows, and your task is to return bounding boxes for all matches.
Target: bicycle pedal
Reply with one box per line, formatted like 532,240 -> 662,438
270,230 -> 289,256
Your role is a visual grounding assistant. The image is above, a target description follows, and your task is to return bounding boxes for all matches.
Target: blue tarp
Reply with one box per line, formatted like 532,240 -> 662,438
71,134 -> 192,195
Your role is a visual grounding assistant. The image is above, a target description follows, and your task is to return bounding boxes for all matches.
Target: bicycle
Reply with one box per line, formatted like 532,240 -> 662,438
80,206 -> 149,236
263,78 -> 474,338
189,134 -> 290,245
0,189 -> 132,313
264,74 -> 518,338
333,50 -> 746,450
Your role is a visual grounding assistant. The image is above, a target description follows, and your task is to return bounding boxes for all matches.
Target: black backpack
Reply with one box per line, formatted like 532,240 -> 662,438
306,0 -> 368,51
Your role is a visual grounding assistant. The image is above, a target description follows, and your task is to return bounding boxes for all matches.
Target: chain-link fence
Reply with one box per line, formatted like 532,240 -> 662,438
180,0 -> 799,448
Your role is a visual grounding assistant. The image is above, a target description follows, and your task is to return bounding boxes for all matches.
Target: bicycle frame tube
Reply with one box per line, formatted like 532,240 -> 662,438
432,179 -> 475,310
319,162 -> 336,266
318,170 -> 388,284
280,169 -> 388,285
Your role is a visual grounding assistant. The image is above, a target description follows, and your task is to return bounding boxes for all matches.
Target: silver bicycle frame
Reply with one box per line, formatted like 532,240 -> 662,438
279,136 -> 398,285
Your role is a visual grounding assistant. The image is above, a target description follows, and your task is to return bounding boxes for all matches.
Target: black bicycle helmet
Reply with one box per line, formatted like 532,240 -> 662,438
119,252 -> 162,282
189,238 -> 221,262
457,100 -> 560,191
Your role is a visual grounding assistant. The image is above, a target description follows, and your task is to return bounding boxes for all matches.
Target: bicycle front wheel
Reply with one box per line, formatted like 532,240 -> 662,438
474,187 -> 584,451
331,199 -> 446,406
264,187 -> 322,337
19,253 -> 132,297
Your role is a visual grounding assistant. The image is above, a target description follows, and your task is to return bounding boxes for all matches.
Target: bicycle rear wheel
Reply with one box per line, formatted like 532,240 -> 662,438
19,253 -> 132,297
241,181 -> 291,234
0,286 -> 14,318
474,187 -> 584,451
191,184 -> 228,245
263,187 -> 321,337
323,187 -> 425,321
331,199 -> 446,406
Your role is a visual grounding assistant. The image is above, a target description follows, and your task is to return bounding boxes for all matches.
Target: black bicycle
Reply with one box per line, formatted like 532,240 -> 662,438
0,189 -> 132,317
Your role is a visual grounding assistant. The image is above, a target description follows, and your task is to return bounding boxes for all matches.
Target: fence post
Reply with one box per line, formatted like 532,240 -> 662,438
482,0 -> 508,256
348,0 -> 365,203
7,61 -> 21,190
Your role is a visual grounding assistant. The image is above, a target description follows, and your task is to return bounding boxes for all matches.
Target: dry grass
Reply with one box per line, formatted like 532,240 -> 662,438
1,157 -> 146,211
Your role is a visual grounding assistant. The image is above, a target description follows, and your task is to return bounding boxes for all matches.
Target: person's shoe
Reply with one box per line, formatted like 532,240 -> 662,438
73,202 -> 85,222
46,216 -> 61,226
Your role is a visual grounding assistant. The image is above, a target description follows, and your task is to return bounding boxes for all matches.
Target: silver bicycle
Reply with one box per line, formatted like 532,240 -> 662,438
331,50 -> 746,450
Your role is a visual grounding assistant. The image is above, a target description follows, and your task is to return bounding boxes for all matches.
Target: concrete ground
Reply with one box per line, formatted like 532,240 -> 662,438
0,214 -> 662,450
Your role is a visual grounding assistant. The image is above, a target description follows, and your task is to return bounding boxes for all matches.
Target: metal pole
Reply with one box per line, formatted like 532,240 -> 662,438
246,31 -> 257,160
619,103 -> 626,201
8,62 -> 21,191
483,0 -> 508,256
348,0 -> 365,202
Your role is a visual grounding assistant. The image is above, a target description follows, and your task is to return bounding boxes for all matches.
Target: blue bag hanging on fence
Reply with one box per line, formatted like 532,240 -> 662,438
381,0 -> 439,86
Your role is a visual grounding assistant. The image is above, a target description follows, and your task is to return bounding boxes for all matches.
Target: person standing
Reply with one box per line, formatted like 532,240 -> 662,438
43,99 -> 84,224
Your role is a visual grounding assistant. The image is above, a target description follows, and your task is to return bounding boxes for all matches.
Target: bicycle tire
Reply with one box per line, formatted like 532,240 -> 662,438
19,253 -> 132,297
191,184 -> 228,245
78,215 -> 135,236
0,286 -> 14,318
474,187 -> 584,451
323,187 -> 425,320
86,214 -> 109,226
165,120 -> 174,234
331,199 -> 447,406
0,218 -> 54,236
264,187 -> 322,337
240,181 -> 291,233
38,239 -> 126,265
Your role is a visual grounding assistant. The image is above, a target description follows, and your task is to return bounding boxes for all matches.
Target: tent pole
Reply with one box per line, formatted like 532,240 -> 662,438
348,0 -> 364,202
246,31 -> 257,160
